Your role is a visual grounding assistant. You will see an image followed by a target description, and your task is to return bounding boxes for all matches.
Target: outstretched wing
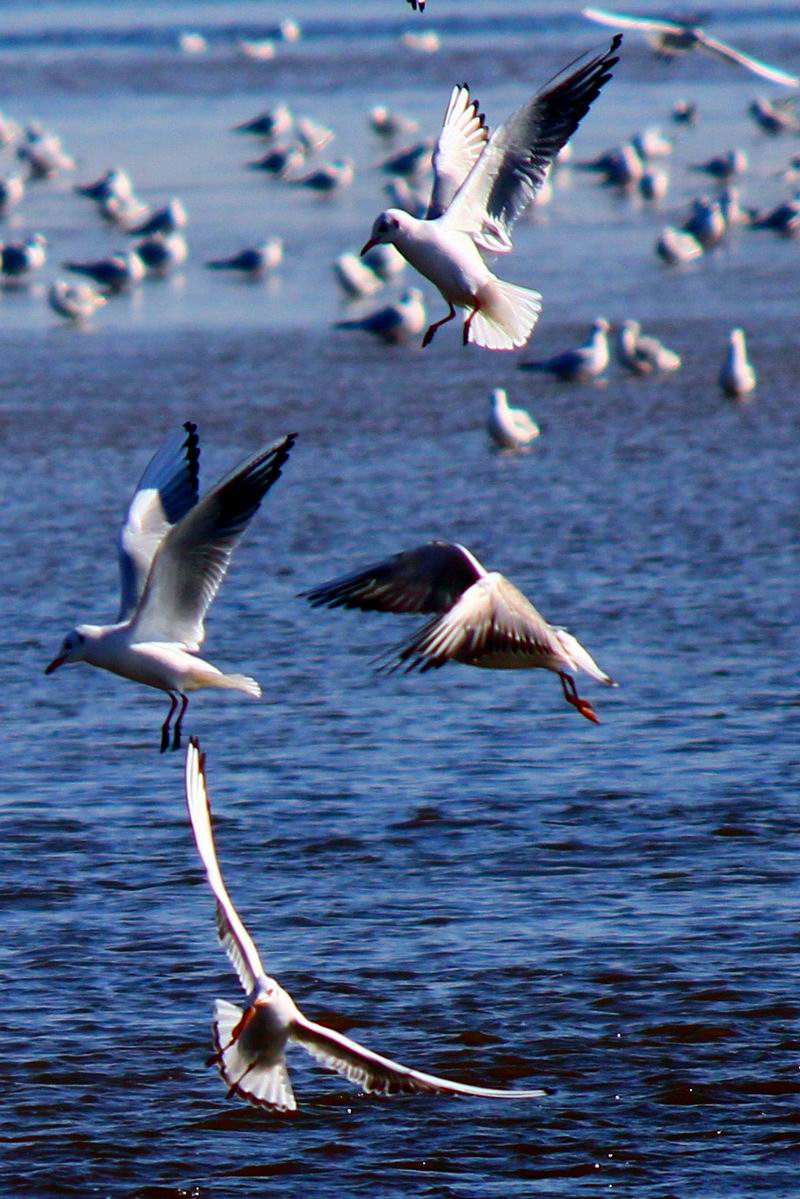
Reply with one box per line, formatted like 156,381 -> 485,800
581,7 -> 683,35
300,541 -> 486,615
185,740 -> 266,994
445,36 -> 621,253
697,33 -> 800,87
427,85 -> 489,218
131,432 -> 296,647
377,572 -> 562,672
117,421 -> 200,623
292,1011 -> 547,1099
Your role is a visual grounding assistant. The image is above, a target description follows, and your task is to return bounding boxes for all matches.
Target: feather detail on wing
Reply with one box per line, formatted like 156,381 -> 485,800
292,1012 -> 547,1099
131,432 -> 296,647
300,541 -> 486,615
444,36 -> 621,252
185,740 -> 266,994
427,85 -> 489,219
377,572 -> 563,672
117,421 -> 200,622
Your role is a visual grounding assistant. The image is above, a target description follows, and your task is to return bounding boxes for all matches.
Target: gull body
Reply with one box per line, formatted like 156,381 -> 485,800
487,387 -> 540,450
247,143 -> 305,178
64,250 -> 145,292
295,116 -> 335,154
75,168 -> 133,203
301,541 -> 615,723
361,39 -> 621,351
0,111 -> 21,147
615,320 -> 681,375
683,197 -> 726,248
334,288 -> 426,344
0,173 -> 25,215
46,424 -> 296,750
293,158 -> 354,193
518,318 -> 610,382
690,149 -> 747,181
234,104 -> 293,140
236,38 -> 276,61
206,238 -> 283,277
0,233 -> 47,279
127,198 -> 187,238
655,225 -> 703,264
333,251 -> 384,298
185,740 -> 548,1112
719,328 -> 756,397
751,199 -> 800,236
582,6 -> 800,87
134,232 -> 188,275
748,97 -> 800,136
369,105 -> 419,140
48,280 -> 107,322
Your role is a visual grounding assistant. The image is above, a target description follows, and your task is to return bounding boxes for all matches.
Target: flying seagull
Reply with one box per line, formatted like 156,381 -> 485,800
582,7 -> 800,87
360,36 -> 622,350
185,739 -> 548,1111
301,541 -> 616,723
46,424 -> 296,751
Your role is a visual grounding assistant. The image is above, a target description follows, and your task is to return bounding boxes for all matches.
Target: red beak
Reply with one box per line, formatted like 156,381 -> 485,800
45,654 -> 66,675
360,237 -> 379,257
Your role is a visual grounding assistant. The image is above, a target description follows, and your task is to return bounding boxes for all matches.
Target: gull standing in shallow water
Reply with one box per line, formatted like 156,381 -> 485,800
302,542 -> 616,723
360,37 -> 622,350
46,424 -> 296,751
185,739 -> 548,1111
487,387 -> 540,450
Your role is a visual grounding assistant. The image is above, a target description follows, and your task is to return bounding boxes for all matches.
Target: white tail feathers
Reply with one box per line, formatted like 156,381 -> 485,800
468,278 -> 543,350
554,629 -> 616,686
219,673 -> 262,698
212,999 -> 297,1111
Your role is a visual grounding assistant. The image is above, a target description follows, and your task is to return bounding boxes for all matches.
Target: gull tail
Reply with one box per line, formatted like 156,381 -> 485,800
196,671 -> 262,697
554,628 -> 617,686
211,999 -> 297,1112
469,278 -> 543,351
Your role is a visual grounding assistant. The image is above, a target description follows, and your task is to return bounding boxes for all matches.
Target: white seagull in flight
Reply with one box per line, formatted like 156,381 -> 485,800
360,36 -> 622,350
301,541 -> 616,723
46,424 -> 296,751
185,739 -> 549,1112
582,7 -> 800,88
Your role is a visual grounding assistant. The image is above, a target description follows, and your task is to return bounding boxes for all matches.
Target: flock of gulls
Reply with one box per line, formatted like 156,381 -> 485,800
40,2 -> 795,1113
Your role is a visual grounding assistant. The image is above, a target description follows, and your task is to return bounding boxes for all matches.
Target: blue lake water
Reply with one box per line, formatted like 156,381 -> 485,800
1,1 -> 799,1195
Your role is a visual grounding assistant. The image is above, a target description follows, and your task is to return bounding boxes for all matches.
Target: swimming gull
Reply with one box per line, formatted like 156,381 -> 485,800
48,280 -> 107,323
487,387 -> 540,450
615,320 -> 681,375
719,328 -> 756,397
518,318 -> 610,382
206,238 -> 283,278
334,288 -> 426,343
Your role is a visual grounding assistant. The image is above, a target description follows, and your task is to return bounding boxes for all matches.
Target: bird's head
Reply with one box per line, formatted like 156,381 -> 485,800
361,209 -> 405,255
45,626 -> 92,673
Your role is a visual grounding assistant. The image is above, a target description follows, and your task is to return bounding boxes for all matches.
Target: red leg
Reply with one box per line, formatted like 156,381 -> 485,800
206,1005 -> 257,1067
172,692 -> 189,751
160,692 -> 178,753
422,302 -> 457,348
463,304 -> 480,345
559,673 -> 600,724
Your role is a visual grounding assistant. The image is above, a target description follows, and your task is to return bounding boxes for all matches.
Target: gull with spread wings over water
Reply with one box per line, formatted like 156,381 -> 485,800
582,8 -> 800,87
302,541 -> 616,723
185,739 -> 549,1112
46,424 -> 296,751
360,36 -> 622,350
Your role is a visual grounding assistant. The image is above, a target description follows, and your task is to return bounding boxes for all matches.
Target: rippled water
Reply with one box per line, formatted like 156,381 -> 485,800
2,1 -> 799,1195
